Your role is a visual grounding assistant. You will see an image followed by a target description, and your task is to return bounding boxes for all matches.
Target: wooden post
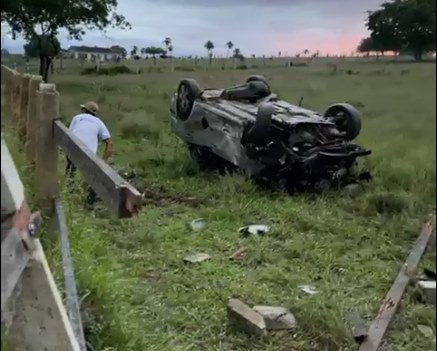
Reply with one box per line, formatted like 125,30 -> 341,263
35,83 -> 60,214
11,71 -> 22,128
18,74 -> 31,143
1,66 -> 13,115
25,75 -> 43,166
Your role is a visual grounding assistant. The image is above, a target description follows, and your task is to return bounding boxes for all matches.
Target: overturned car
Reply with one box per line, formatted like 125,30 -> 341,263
170,75 -> 371,192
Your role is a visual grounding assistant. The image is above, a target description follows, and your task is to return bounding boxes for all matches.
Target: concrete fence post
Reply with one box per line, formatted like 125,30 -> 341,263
35,83 -> 60,215
25,75 -> 43,166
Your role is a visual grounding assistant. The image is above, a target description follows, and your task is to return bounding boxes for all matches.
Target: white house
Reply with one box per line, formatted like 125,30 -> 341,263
67,45 -> 126,61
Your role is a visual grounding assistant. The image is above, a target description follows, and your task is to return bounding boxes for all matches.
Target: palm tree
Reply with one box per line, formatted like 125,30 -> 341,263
226,41 -> 234,58
140,47 -> 146,58
168,44 -> 174,72
302,49 -> 309,57
233,48 -> 241,58
163,37 -> 172,49
131,45 -> 138,58
204,40 -> 214,64
225,41 -> 234,69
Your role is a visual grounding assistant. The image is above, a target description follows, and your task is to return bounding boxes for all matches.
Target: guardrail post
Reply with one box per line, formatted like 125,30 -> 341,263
35,83 -> 60,215
25,75 -> 43,166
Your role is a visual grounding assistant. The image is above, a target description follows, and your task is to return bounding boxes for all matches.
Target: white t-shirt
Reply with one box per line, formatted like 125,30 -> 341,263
68,113 -> 111,154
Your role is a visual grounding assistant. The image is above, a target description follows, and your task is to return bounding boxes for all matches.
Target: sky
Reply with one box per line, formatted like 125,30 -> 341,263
1,0 -> 385,56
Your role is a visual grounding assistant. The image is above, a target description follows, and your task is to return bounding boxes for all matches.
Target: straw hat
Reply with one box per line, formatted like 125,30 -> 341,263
80,101 -> 99,115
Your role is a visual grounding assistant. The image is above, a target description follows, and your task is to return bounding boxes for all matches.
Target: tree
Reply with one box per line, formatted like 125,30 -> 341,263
168,44 -> 174,72
1,0 -> 130,82
233,48 -> 244,62
302,49 -> 310,57
24,35 -> 60,59
163,37 -> 172,51
204,40 -> 214,64
111,45 -> 127,59
226,41 -> 234,57
366,0 -> 436,61
131,45 -> 138,58
145,46 -> 165,65
357,37 -> 375,56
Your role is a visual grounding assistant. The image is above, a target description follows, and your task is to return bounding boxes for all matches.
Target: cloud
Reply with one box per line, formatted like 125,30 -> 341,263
2,0 -> 384,55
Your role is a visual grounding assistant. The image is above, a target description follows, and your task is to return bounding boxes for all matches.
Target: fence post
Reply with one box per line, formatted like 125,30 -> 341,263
1,66 -> 12,115
11,71 -> 22,129
25,75 -> 43,166
18,74 -> 31,143
35,83 -> 60,215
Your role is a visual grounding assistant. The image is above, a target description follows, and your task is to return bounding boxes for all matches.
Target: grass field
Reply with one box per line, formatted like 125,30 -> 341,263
7,59 -> 437,351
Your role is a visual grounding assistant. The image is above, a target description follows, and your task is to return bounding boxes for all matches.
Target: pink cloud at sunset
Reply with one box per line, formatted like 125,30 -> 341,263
273,32 -> 368,56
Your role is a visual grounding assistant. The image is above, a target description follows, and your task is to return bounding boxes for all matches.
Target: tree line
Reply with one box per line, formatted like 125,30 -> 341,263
2,0 -> 435,82
358,0 -> 436,60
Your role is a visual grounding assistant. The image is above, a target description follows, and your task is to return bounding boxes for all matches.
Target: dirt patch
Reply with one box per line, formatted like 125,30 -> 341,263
142,186 -> 208,207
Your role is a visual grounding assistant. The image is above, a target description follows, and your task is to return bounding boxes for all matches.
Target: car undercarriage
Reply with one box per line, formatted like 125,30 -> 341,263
170,75 -> 372,193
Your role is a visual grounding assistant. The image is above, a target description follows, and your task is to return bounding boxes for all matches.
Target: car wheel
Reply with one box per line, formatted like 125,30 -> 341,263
246,75 -> 269,86
323,103 -> 362,141
176,79 -> 202,121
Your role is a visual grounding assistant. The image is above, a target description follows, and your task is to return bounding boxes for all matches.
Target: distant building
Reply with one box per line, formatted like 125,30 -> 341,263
67,45 -> 126,61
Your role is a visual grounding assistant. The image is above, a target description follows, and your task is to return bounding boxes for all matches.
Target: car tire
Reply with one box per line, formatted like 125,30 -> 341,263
246,75 -> 269,86
176,79 -> 202,121
323,103 -> 362,141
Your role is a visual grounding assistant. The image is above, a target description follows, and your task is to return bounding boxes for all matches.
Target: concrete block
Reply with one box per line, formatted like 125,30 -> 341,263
227,298 -> 267,336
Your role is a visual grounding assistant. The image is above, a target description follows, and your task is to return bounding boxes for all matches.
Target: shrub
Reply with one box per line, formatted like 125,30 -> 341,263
175,66 -> 196,72
81,65 -> 134,76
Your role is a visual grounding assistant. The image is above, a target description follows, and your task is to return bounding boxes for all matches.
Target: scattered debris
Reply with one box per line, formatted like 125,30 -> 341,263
358,214 -> 435,351
188,218 -> 207,232
183,253 -> 211,263
347,311 -> 368,343
229,247 -> 248,262
239,224 -> 270,237
252,305 -> 297,330
298,285 -> 318,295
227,298 -> 267,336
417,280 -> 436,305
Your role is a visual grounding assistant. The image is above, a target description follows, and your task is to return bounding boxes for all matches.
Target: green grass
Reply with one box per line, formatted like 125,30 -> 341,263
9,60 -> 437,351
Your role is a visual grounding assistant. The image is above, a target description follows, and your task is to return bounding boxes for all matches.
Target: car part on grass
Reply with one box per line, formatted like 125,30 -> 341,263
239,224 -> 270,237
170,75 -> 371,193
183,253 -> 211,263
358,213 -> 436,351
298,285 -> 318,295
188,218 -> 207,232
229,247 -> 249,262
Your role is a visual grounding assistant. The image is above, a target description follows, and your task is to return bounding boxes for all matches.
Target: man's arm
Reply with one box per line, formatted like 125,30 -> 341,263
102,138 -> 113,161
98,121 -> 112,161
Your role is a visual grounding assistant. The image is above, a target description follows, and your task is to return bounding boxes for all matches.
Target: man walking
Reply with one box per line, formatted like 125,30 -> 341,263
66,101 -> 113,205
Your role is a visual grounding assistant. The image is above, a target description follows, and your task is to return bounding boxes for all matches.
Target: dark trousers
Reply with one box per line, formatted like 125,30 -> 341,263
65,158 -> 98,206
